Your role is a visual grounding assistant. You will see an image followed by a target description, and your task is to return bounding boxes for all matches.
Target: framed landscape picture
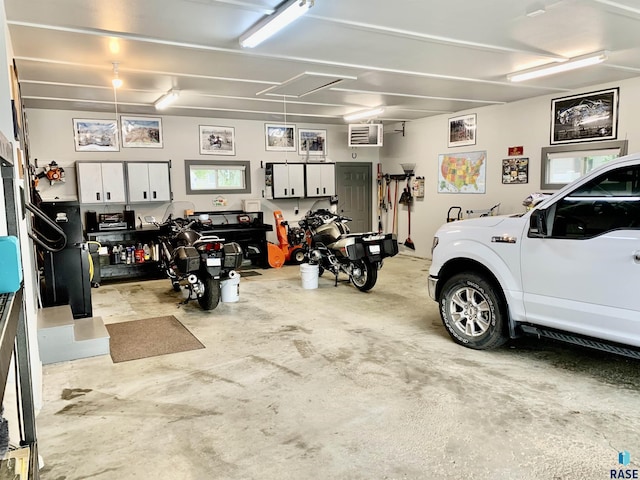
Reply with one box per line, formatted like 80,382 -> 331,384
448,113 -> 476,147
121,116 -> 163,148
199,125 -> 235,155
298,128 -> 327,156
551,88 -> 619,144
73,118 -> 119,152
265,123 -> 295,151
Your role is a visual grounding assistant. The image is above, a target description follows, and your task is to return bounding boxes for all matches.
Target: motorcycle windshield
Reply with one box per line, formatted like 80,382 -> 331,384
308,196 -> 339,215
162,201 -> 197,222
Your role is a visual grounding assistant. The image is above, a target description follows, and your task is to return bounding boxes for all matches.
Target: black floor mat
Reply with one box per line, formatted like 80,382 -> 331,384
239,270 -> 262,277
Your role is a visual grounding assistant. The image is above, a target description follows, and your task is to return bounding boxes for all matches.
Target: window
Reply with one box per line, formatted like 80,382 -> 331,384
540,140 -> 628,190
551,165 -> 640,238
184,160 -> 251,195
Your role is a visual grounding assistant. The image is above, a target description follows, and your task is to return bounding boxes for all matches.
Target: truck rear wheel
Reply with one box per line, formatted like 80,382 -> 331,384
439,273 -> 507,350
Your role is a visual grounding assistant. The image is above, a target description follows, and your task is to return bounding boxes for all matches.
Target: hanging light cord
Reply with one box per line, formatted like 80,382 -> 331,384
113,85 -> 119,120
283,95 -> 288,164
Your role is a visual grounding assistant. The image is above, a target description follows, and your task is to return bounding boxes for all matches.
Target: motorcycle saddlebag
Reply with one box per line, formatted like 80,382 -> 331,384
223,242 -> 243,269
345,233 -> 398,262
174,246 -> 200,273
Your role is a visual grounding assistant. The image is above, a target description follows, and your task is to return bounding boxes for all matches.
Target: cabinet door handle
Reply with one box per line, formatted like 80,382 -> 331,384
292,188 -> 295,195
323,187 -> 326,194
96,192 -> 100,201
316,188 -> 319,194
153,191 -> 157,199
143,191 -> 147,199
107,192 -> 111,200
284,188 -> 287,196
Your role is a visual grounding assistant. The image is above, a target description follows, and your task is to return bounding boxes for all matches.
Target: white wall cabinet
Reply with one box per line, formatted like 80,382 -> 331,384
270,163 -> 305,198
305,163 -> 336,197
126,162 -> 171,203
76,162 -> 126,204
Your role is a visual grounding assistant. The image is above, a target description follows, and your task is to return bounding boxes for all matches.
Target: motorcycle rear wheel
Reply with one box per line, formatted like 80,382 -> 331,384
351,260 -> 377,292
198,277 -> 221,310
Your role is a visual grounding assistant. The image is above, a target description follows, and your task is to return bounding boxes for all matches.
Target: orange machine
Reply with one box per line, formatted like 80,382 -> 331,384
271,210 -> 306,265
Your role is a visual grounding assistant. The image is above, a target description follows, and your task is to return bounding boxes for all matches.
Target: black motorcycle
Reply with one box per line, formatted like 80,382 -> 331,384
299,198 -> 398,291
150,204 -> 243,310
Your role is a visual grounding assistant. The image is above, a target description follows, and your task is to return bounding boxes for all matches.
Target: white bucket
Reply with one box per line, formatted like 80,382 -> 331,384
221,271 -> 240,302
300,263 -> 319,290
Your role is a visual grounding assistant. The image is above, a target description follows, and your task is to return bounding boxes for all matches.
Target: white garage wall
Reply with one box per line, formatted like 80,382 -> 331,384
25,109 -> 379,243
382,76 -> 640,258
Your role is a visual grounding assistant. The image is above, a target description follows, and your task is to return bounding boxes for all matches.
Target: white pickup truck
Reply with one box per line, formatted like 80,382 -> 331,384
428,153 -> 640,357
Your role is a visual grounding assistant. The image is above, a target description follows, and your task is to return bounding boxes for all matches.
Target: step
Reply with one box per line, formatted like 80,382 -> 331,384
37,306 -> 110,365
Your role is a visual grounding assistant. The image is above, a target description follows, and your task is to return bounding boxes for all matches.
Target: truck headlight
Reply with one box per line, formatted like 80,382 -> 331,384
431,236 -> 439,255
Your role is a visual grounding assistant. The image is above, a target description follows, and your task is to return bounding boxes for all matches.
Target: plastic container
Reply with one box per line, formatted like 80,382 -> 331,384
300,263 -> 319,290
221,270 -> 240,302
0,236 -> 22,294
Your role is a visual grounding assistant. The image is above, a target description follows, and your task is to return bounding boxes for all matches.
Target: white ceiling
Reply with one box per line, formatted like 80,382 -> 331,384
6,0 -> 640,125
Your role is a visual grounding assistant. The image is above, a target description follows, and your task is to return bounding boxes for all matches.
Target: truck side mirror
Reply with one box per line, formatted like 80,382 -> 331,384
529,210 -> 548,237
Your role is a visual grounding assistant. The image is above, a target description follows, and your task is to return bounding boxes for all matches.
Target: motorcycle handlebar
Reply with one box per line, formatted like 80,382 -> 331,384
300,210 -> 352,227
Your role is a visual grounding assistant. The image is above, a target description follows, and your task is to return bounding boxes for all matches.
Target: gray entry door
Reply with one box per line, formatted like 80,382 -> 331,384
336,162 -> 372,232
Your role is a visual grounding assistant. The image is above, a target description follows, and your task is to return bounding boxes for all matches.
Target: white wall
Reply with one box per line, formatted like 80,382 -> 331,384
26,109 -> 379,243
382,76 -> 640,258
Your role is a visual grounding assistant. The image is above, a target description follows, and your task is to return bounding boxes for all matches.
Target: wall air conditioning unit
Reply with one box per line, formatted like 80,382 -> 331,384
348,124 -> 383,147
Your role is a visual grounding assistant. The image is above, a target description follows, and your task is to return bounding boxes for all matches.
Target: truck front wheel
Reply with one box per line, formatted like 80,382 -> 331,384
439,273 -> 507,350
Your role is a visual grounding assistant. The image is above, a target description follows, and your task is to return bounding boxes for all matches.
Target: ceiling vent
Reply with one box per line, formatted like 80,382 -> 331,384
257,72 -> 356,98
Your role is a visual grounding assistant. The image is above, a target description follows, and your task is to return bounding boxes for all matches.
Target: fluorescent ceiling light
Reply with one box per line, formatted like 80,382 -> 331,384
154,89 -> 180,110
525,1 -> 546,17
507,51 -> 608,82
343,107 -> 385,122
239,0 -> 314,48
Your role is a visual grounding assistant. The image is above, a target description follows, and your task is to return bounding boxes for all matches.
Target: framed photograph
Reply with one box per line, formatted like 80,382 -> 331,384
551,88 -> 619,144
265,124 -> 295,151
199,125 -> 235,155
121,116 -> 163,148
298,128 -> 327,156
448,113 -> 476,147
502,157 -> 529,184
73,118 -> 119,152
438,151 -> 486,194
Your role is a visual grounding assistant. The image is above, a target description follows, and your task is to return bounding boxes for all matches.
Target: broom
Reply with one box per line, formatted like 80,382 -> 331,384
404,193 -> 415,250
399,163 -> 416,250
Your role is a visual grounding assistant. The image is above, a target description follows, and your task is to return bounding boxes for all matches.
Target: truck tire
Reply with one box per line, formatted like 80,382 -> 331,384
198,277 -> 221,311
439,273 -> 507,350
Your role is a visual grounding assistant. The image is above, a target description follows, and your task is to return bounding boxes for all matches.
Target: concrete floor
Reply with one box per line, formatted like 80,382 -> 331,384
36,255 -> 640,480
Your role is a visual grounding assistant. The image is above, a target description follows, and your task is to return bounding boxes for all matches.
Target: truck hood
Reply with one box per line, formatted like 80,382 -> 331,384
438,214 -> 520,232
